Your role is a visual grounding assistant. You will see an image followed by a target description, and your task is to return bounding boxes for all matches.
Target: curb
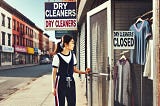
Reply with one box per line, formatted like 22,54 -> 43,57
0,64 -> 39,71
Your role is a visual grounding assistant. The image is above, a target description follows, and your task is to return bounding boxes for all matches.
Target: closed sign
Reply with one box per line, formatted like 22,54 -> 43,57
113,31 -> 135,49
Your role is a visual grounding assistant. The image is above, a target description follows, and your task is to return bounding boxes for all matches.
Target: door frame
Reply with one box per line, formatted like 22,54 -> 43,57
87,0 -> 114,106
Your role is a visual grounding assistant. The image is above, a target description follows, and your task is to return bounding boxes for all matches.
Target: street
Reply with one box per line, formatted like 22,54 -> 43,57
0,64 -> 52,101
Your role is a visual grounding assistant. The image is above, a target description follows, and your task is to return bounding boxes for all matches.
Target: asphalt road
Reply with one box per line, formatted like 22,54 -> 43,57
0,64 -> 52,101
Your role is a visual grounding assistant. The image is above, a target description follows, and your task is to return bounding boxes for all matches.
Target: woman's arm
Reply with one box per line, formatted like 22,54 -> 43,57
52,68 -> 57,95
73,66 -> 90,74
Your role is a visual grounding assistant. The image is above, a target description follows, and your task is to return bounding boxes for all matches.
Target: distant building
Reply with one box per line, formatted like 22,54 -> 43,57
0,0 -> 47,65
43,33 -> 49,54
49,40 -> 55,56
0,6 -> 13,66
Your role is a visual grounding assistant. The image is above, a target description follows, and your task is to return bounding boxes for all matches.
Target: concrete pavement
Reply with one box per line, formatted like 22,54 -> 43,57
0,67 -> 88,106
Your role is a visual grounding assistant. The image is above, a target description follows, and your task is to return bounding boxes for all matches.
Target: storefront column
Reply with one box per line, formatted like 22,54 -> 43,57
153,0 -> 160,106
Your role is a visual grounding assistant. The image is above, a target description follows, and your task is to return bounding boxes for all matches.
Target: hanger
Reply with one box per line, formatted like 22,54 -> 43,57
120,55 -> 126,60
135,17 -> 144,24
119,50 -> 129,60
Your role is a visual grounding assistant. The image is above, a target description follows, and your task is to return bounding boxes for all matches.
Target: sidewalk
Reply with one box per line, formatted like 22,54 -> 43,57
0,73 -> 88,106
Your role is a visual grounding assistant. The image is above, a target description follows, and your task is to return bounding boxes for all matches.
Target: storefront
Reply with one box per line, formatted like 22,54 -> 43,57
13,45 -> 27,65
78,0 -> 159,106
0,45 -> 14,66
26,47 -> 34,64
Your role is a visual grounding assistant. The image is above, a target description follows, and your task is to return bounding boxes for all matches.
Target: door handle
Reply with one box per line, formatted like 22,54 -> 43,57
99,73 -> 110,81
88,72 -> 110,81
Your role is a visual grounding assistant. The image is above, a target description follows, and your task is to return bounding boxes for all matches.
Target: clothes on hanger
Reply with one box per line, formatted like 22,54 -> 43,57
129,19 -> 152,65
114,54 -> 132,106
143,38 -> 153,80
143,23 -> 153,80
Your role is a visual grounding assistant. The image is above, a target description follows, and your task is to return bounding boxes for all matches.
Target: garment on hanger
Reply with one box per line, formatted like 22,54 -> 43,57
143,38 -> 152,79
143,24 -> 153,80
114,55 -> 132,106
130,20 -> 152,65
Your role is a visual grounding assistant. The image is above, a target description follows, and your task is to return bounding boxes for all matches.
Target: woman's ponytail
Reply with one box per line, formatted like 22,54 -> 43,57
55,41 -> 63,53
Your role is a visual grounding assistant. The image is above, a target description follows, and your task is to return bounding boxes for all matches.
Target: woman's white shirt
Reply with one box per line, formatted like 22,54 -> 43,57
52,51 -> 77,68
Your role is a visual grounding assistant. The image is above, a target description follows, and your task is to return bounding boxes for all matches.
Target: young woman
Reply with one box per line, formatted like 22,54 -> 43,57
52,35 -> 90,106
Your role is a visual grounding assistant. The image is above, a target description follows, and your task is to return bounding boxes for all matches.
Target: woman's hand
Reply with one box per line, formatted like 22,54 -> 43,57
85,68 -> 91,74
52,88 -> 56,96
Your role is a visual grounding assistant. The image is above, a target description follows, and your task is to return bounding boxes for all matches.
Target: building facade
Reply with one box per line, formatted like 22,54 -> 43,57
12,14 -> 35,64
49,40 -> 55,56
39,29 -> 43,55
43,33 -> 50,55
0,0 -> 50,66
33,26 -> 39,64
0,7 -> 14,66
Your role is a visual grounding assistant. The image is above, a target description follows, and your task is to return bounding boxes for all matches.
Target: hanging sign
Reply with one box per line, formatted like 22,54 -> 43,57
113,31 -> 135,49
45,1 -> 77,30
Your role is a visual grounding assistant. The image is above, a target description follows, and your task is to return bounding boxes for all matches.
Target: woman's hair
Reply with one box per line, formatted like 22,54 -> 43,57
55,35 -> 73,53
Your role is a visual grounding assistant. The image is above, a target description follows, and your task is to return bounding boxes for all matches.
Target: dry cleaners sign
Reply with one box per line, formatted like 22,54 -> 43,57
45,2 -> 77,30
113,31 -> 135,49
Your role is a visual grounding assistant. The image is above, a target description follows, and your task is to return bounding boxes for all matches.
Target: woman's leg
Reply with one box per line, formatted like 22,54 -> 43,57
66,81 -> 76,106
55,77 -> 66,106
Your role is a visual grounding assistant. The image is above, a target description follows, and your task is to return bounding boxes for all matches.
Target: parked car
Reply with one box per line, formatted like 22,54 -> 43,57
40,57 -> 52,64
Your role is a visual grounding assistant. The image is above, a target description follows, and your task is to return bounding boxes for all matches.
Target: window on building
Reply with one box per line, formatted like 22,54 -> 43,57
28,28 -> 30,36
20,23 -> 22,33
2,31 -> 5,45
13,34 -> 16,45
20,37 -> 22,46
17,36 -> 19,45
13,19 -> 16,30
31,30 -> 33,37
17,21 -> 19,31
26,26 -> 27,34
22,24 -> 24,34
26,39 -> 28,46
8,33 -> 11,46
1,13 -> 5,27
23,38 -> 25,46
8,17 -> 11,29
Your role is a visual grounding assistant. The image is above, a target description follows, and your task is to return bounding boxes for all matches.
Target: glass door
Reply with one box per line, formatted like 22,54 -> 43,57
87,1 -> 113,106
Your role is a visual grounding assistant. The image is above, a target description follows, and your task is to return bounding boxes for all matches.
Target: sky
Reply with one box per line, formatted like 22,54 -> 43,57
5,0 -> 60,43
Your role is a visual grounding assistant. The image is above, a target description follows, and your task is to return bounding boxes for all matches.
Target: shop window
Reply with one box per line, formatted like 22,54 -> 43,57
8,33 -> 11,46
7,17 -> 11,29
2,53 -> 11,63
1,13 -> 5,27
2,31 -> 5,45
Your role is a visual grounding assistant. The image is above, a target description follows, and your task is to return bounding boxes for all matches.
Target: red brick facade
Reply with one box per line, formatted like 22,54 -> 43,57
12,15 -> 33,47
